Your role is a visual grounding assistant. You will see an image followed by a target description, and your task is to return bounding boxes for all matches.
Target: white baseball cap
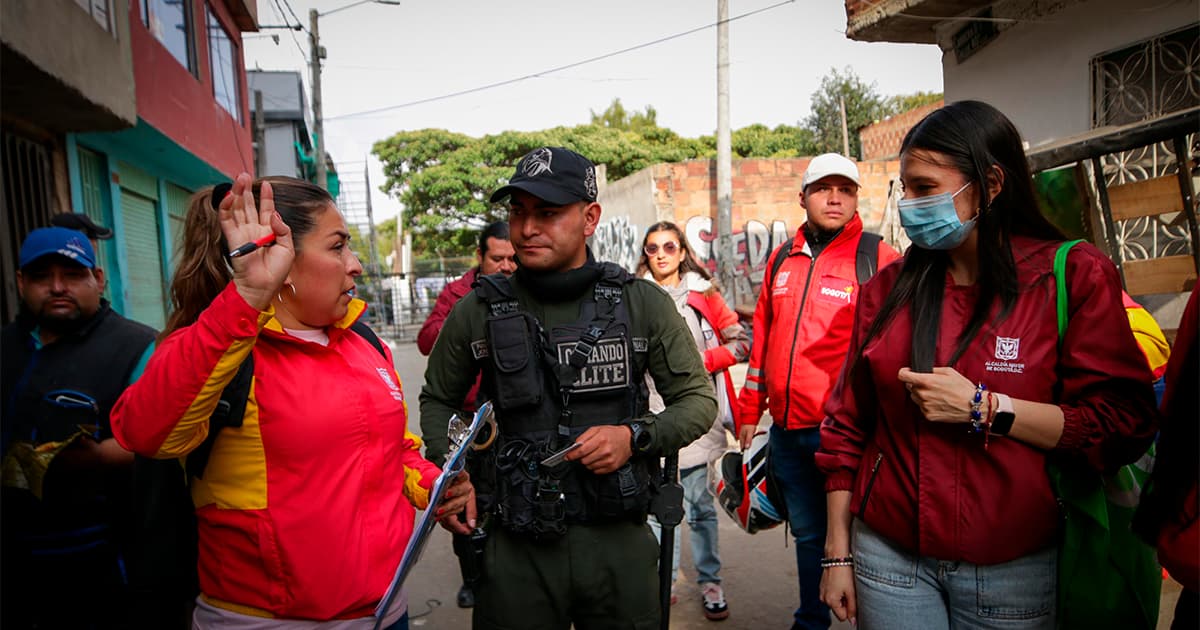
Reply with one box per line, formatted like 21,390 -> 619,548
802,153 -> 860,189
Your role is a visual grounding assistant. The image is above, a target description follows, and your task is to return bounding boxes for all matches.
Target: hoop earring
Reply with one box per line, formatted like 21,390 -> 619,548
277,284 -> 298,303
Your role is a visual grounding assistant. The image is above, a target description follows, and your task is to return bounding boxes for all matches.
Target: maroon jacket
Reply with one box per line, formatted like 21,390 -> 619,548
817,236 -> 1158,565
417,268 -> 480,411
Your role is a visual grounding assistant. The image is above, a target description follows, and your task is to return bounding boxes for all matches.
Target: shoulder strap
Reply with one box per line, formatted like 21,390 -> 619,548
1054,239 -> 1086,341
856,232 -> 883,286
349,320 -> 386,358
188,355 -> 253,479
475,273 -> 521,317
767,238 -> 794,289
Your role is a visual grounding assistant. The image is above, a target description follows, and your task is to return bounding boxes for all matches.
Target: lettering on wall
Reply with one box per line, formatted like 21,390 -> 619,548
591,216 -> 642,272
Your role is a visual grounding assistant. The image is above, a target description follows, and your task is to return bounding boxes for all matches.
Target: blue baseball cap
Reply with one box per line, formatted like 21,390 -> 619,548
19,227 -> 97,269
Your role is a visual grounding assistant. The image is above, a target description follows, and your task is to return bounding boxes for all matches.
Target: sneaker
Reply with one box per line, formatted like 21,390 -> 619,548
701,583 -> 729,621
456,583 -> 475,608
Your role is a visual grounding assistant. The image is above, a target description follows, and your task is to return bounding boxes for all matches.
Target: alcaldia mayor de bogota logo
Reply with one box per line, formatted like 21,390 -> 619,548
986,336 -> 1024,374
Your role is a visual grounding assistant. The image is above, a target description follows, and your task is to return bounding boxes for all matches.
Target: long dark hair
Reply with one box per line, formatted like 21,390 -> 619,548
635,221 -> 715,290
161,176 -> 334,340
854,101 -> 1065,372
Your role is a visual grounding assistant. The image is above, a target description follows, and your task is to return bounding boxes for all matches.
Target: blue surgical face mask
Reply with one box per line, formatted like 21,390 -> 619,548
898,182 -> 976,250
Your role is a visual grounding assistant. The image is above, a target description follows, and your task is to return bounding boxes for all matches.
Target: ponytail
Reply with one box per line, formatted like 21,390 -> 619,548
161,187 -> 232,340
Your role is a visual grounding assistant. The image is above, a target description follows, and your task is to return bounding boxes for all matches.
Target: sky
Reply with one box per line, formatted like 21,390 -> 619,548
243,0 -> 947,222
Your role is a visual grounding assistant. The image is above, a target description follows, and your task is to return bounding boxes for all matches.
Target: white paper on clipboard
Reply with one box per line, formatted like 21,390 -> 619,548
373,402 -> 493,626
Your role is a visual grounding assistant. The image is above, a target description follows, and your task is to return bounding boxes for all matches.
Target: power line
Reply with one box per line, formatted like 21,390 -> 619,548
268,0 -> 308,62
278,0 -> 310,34
325,0 -> 796,121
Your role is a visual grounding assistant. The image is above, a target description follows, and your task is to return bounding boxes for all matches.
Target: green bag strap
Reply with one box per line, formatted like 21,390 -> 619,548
1053,239 -> 1087,340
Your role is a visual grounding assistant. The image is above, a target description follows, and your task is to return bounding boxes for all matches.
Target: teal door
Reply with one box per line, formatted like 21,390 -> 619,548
121,189 -> 167,330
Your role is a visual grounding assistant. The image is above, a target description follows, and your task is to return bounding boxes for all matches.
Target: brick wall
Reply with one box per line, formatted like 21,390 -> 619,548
593,156 -> 900,304
859,100 -> 944,161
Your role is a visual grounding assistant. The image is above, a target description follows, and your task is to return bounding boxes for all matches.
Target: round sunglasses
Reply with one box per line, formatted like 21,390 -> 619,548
644,241 -> 680,256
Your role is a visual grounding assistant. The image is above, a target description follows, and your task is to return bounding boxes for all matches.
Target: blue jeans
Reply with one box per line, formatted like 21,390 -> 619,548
769,424 -> 830,630
852,519 -> 1056,630
648,464 -> 723,585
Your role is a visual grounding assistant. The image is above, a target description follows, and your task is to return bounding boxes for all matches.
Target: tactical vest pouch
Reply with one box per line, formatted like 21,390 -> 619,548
586,458 -> 655,522
486,312 -> 543,409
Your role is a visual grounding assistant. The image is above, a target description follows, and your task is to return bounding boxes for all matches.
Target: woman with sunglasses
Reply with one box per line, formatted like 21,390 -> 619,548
111,174 -> 471,629
636,221 -> 748,620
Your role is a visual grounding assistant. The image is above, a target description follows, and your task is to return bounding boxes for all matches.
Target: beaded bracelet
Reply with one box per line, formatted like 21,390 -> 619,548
820,556 -> 854,568
969,382 -> 988,432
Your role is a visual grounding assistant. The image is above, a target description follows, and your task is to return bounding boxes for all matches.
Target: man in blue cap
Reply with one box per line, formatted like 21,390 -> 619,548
1,226 -> 156,628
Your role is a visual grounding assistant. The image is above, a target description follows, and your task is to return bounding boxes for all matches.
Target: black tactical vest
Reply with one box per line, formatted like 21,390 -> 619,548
471,263 -> 656,538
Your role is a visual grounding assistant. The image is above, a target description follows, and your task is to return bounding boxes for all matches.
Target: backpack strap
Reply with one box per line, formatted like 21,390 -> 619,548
187,356 -> 253,479
767,238 -> 795,289
187,321 -> 389,479
349,320 -> 387,358
1054,240 -> 1087,341
856,232 -> 883,286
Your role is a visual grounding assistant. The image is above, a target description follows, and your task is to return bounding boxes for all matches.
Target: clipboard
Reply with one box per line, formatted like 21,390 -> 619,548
373,401 -> 494,627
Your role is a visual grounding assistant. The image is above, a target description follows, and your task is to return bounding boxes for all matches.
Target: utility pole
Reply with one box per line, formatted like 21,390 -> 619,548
716,0 -> 734,304
253,90 -> 265,176
309,9 -> 327,190
840,96 -> 851,158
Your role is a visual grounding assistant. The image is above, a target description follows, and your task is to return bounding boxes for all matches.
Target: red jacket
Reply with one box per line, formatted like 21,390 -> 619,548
737,215 -> 900,431
417,268 -> 480,411
112,284 -> 440,620
1156,285 -> 1199,591
817,236 -> 1159,565
418,268 -> 478,355
688,286 -> 749,422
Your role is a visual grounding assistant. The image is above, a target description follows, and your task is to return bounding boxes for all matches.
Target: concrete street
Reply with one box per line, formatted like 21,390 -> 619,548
390,340 -> 852,629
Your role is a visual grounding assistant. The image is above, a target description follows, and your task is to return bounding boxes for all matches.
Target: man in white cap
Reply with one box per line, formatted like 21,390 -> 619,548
736,153 -> 900,630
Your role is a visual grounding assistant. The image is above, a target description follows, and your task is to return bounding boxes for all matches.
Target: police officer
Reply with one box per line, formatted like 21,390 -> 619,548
1,226 -> 156,628
421,146 -> 716,629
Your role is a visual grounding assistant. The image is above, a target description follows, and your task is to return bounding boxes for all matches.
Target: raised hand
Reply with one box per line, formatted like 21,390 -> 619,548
217,173 -> 294,311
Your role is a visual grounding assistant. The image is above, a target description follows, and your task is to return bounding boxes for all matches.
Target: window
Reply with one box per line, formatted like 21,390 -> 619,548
142,0 -> 194,73
208,6 -> 242,123
1091,24 -> 1200,127
75,0 -> 114,34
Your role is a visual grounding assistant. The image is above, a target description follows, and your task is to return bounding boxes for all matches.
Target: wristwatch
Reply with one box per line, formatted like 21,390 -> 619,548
627,422 -> 652,453
991,393 -> 1016,436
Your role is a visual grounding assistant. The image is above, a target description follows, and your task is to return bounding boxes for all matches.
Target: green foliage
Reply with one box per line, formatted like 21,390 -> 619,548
806,66 -> 888,159
882,91 -> 943,117
375,88 -> 934,257
590,98 -> 660,133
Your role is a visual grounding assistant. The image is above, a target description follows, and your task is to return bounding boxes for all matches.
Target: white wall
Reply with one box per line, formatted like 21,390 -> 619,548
941,0 -> 1198,147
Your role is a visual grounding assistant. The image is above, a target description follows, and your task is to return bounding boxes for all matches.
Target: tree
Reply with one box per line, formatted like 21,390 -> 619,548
374,114 -> 713,258
882,91 -> 943,117
805,66 -> 886,159
590,98 -> 660,134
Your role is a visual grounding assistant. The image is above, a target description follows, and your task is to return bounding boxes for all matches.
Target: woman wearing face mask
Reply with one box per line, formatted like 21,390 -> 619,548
815,101 -> 1159,629
636,222 -> 748,621
111,174 -> 471,629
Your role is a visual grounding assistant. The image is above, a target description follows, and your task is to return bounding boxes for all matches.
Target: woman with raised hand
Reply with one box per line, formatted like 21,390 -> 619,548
816,101 -> 1158,629
112,174 -> 471,629
637,221 -> 748,621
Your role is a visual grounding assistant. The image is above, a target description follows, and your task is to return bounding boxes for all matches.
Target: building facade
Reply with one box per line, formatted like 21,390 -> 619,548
1,0 -> 257,328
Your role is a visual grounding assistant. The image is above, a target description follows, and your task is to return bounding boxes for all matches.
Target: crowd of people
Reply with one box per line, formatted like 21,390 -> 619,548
0,100 -> 1194,630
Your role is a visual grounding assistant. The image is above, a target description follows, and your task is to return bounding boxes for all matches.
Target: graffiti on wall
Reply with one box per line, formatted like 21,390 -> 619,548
685,216 -> 790,302
591,215 -> 642,272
